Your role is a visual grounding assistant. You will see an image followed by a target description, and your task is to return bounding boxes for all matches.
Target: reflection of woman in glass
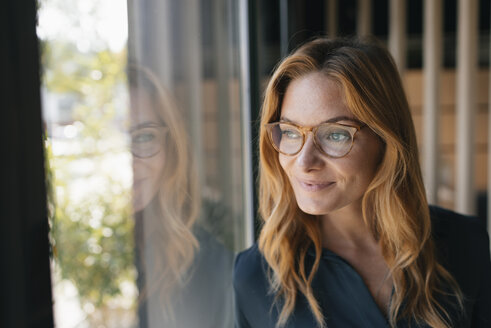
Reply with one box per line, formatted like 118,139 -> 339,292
233,38 -> 491,328
128,66 -> 233,328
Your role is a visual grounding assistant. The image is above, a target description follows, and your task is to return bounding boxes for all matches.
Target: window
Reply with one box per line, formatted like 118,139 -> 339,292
38,0 -> 249,326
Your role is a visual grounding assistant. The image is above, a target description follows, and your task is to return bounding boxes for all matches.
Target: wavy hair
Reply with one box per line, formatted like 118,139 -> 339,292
128,65 -> 200,321
257,38 -> 462,327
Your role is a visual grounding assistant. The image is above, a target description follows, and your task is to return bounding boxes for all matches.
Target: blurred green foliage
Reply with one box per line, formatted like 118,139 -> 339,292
51,170 -> 134,307
41,36 -> 136,323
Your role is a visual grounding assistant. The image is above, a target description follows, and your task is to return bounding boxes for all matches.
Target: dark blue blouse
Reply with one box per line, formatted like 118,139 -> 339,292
233,207 -> 491,327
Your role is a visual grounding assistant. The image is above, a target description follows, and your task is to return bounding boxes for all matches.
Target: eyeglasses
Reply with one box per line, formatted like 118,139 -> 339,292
130,123 -> 168,158
265,121 -> 365,158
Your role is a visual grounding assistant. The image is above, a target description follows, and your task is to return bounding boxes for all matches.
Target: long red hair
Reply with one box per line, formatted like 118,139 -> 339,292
257,38 -> 462,328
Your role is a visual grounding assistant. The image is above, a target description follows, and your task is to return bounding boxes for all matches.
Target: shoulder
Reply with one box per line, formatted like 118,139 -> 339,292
233,244 -> 268,289
430,205 -> 484,228
233,245 -> 279,327
429,206 -> 490,302
188,226 -> 234,292
430,205 -> 489,252
233,244 -> 274,305
195,226 -> 233,262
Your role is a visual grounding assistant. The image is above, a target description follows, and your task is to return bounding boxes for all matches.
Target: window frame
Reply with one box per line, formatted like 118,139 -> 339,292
0,0 -> 54,326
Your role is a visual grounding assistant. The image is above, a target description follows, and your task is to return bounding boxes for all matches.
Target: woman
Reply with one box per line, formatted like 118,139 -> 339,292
129,65 -> 233,328
233,38 -> 491,327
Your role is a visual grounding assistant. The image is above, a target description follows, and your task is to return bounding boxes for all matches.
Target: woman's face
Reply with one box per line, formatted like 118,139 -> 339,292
130,88 -> 167,212
278,72 -> 384,217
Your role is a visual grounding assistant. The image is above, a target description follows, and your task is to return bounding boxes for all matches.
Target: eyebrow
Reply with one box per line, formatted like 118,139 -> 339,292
129,121 -> 164,132
279,115 -> 361,124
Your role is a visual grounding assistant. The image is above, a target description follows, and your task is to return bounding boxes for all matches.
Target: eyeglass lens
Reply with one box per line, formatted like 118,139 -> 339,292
270,123 -> 354,157
131,126 -> 166,158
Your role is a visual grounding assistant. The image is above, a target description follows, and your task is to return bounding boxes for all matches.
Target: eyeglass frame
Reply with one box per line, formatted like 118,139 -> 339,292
264,121 -> 366,158
129,122 -> 168,158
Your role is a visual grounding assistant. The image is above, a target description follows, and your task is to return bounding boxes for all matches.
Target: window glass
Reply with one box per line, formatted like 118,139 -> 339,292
38,0 -> 247,327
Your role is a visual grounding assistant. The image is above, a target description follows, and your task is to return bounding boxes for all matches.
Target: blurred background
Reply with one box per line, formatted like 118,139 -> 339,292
3,0 -> 490,327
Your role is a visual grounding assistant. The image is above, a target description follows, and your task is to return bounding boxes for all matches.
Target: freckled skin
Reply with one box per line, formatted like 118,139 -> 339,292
278,72 -> 384,217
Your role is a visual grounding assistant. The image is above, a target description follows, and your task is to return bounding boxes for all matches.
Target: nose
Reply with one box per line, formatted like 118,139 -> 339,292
296,133 -> 323,170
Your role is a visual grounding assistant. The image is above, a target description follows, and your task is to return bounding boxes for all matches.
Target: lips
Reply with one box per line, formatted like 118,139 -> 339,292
296,179 -> 335,192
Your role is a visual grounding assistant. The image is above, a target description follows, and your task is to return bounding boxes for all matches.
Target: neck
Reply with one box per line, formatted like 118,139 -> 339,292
320,202 -> 376,251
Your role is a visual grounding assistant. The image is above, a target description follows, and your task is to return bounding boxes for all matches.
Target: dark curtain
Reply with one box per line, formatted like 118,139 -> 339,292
0,0 -> 54,327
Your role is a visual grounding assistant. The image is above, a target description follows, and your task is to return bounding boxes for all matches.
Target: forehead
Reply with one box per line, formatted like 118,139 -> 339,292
129,87 -> 160,126
280,72 -> 354,125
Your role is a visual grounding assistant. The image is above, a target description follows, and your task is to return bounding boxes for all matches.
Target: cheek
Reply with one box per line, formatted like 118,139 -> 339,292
148,154 -> 166,178
364,139 -> 384,175
334,142 -> 383,185
277,155 -> 298,193
146,156 -> 165,200
352,146 -> 383,183
278,154 -> 292,178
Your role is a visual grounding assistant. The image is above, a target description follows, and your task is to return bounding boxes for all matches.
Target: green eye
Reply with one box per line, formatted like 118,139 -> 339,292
132,131 -> 156,144
323,130 -> 350,143
330,132 -> 349,141
281,128 -> 301,139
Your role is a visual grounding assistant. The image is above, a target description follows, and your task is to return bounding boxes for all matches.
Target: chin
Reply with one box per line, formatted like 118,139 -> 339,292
297,202 -> 329,216
295,195 -> 345,216
132,190 -> 153,213
132,197 -> 145,213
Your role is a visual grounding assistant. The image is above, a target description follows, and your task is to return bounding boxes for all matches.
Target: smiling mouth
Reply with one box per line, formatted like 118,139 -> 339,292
297,180 -> 335,192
